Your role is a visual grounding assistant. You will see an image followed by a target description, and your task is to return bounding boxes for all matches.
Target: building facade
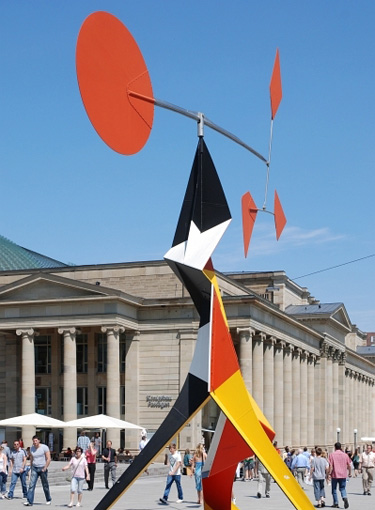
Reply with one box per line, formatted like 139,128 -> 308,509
0,249 -> 374,453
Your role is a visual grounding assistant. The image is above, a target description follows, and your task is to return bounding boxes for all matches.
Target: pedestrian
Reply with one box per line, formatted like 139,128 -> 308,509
86,440 -> 97,490
139,434 -> 149,475
352,448 -> 360,477
6,439 -> 27,500
77,430 -> 90,452
256,457 -> 271,498
93,432 -> 101,456
159,443 -> 183,504
242,456 -> 254,481
24,435 -> 52,506
359,444 -> 375,495
328,442 -> 351,509
183,449 -> 192,476
102,440 -> 117,489
310,447 -> 329,508
191,443 -> 207,505
0,446 -> 8,499
291,448 -> 310,489
62,447 -> 90,508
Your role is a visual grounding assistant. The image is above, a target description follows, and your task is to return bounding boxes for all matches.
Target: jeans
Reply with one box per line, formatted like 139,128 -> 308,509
26,466 -> 51,505
71,476 -> 85,494
313,478 -> 326,502
8,470 -> 27,498
163,474 -> 183,501
331,478 -> 347,505
104,462 -> 116,488
0,472 -> 7,494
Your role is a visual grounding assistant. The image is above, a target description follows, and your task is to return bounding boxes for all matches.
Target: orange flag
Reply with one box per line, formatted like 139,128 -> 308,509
270,49 -> 282,120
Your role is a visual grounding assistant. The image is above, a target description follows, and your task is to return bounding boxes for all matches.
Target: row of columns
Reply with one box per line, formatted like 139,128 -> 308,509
17,325 -> 125,448
237,328 -> 375,448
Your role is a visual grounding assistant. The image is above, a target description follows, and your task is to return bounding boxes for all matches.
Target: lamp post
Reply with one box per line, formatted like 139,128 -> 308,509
336,427 -> 341,443
354,429 -> 357,451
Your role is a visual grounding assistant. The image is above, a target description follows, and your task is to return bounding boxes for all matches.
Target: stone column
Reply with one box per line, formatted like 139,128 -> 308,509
179,329 -> 201,449
58,327 -> 77,448
283,344 -> 293,447
252,332 -> 265,411
300,351 -> 308,446
273,341 -> 285,444
353,373 -> 359,439
292,347 -> 301,446
344,368 -> 351,445
338,352 -> 345,441
125,331 -> 140,450
332,350 -> 339,441
102,325 -> 124,447
263,336 -> 275,425
307,354 -> 315,447
17,328 -> 36,446
326,347 -> 334,445
349,370 -> 355,445
371,380 -> 375,437
237,327 -> 254,394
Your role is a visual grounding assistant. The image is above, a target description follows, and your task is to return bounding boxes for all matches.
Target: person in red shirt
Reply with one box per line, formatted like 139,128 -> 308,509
328,442 -> 351,509
85,441 -> 97,491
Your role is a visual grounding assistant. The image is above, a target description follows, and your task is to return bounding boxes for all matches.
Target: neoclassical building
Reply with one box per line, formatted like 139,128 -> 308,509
0,235 -> 374,453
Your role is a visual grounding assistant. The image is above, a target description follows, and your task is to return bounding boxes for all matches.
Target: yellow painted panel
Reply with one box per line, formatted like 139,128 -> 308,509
211,370 -> 315,510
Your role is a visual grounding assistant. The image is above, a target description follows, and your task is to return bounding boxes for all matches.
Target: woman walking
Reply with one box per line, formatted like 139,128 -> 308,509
62,447 -> 90,507
86,440 -> 97,490
191,443 -> 207,505
0,446 -> 8,499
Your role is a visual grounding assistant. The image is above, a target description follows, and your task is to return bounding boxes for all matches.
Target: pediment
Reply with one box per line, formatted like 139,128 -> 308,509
0,273 -> 113,302
332,307 -> 351,330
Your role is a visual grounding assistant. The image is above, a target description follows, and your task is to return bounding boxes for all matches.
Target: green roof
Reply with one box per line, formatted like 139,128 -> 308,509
0,235 -> 69,271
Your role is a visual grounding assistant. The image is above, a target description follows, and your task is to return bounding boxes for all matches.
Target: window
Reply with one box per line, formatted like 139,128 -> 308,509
97,334 -> 107,373
35,387 -> 51,415
77,387 -> 88,415
120,334 -> 126,373
35,336 -> 51,374
98,387 -> 107,414
120,385 -> 125,415
76,334 -> 88,373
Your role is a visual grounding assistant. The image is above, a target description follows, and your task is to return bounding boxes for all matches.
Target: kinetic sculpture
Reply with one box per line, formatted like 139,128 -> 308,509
76,11 -> 313,510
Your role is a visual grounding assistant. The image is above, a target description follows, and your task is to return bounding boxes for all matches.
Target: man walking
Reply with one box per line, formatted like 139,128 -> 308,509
291,448 -> 310,489
102,440 -> 117,489
159,443 -> 183,504
6,440 -> 27,500
77,430 -> 90,452
359,444 -> 375,495
24,435 -> 52,506
328,442 -> 351,509
256,458 -> 271,498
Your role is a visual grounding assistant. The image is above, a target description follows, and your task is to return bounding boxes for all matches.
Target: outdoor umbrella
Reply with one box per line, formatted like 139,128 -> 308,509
0,412 -> 66,428
63,413 -> 142,430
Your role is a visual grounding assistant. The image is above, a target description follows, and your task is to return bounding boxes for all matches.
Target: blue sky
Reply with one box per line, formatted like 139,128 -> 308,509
1,1 -> 374,331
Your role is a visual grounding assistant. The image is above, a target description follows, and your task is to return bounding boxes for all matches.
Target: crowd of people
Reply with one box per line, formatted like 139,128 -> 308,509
0,433 -> 373,508
0,431 -> 123,507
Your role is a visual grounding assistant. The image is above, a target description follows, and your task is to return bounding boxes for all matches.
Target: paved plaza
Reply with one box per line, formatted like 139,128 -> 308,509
3,463 -> 374,510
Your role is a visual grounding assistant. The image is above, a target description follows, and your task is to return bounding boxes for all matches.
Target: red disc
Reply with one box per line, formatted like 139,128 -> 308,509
76,11 -> 154,155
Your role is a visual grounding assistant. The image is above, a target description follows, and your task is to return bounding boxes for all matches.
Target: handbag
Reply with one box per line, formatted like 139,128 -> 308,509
65,456 -> 83,482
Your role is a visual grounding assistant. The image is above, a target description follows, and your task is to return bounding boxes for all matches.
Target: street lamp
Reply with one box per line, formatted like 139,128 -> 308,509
354,429 -> 357,451
336,427 -> 341,443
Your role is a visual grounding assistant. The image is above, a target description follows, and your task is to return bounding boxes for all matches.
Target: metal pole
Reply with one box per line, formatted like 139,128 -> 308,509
128,91 -> 268,164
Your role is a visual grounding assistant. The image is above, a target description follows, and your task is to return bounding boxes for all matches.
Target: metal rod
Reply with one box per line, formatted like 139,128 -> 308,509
263,119 -> 274,209
128,90 -> 268,164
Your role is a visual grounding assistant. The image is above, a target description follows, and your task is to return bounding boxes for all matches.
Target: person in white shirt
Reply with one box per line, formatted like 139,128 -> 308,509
359,444 -> 375,495
159,444 -> 183,504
